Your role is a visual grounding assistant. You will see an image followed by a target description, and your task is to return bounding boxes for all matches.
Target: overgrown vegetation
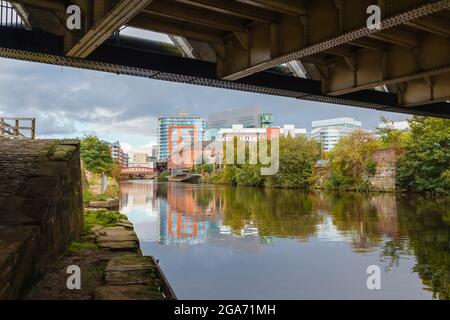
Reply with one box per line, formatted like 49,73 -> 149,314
377,116 -> 410,149
80,135 -> 115,175
199,116 -> 449,195
396,116 -> 450,195
67,241 -> 99,252
205,136 -> 321,188
82,184 -> 119,202
266,136 -> 322,188
326,130 -> 380,191
83,209 -> 128,235
157,170 -> 170,182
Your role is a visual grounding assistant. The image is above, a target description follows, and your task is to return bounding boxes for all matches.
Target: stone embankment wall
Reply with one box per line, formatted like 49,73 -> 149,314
0,139 -> 83,299
313,148 -> 401,192
369,148 -> 401,192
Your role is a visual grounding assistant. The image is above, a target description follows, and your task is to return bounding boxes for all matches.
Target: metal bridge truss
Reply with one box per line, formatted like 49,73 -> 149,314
0,0 -> 449,118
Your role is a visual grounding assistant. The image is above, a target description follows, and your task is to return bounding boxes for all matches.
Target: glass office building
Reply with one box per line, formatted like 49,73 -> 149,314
311,117 -> 362,153
157,113 -> 206,161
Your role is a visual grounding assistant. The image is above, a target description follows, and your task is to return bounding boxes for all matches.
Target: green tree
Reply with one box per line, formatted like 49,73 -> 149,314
377,116 -> 410,149
397,116 -> 450,194
265,136 -> 321,188
80,135 -> 114,175
328,130 -> 379,190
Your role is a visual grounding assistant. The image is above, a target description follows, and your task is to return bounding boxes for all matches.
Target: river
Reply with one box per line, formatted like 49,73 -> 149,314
119,180 -> 450,300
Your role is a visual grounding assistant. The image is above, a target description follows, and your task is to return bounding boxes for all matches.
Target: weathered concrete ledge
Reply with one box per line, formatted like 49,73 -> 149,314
0,139 -> 83,299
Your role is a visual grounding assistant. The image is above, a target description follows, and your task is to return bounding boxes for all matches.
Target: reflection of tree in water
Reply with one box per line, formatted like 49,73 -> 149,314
221,187 -> 320,240
322,193 -> 383,252
158,183 -> 450,299
380,239 -> 412,272
395,198 -> 450,300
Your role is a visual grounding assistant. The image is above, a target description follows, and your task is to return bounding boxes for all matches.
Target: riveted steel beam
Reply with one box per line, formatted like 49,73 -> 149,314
172,0 -> 279,23
1,26 -> 449,118
66,0 -> 153,58
236,0 -> 307,16
329,66 -> 450,96
221,0 -> 450,80
143,1 -> 247,33
128,14 -> 225,44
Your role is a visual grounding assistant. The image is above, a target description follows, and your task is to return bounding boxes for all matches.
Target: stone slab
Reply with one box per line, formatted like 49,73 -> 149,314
95,285 -> 163,300
105,254 -> 157,272
105,269 -> 158,286
98,241 -> 139,251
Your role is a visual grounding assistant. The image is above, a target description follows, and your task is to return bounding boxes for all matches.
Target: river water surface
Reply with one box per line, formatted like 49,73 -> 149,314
119,181 -> 450,300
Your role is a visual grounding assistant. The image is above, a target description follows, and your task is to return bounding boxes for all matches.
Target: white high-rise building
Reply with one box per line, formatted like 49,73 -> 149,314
217,124 -> 307,141
311,117 -> 362,153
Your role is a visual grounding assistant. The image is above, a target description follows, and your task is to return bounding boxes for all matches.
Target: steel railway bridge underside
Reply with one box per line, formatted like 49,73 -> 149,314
1,0 -> 450,118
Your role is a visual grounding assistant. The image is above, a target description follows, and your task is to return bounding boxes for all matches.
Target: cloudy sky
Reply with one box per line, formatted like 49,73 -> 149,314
0,28 -> 408,154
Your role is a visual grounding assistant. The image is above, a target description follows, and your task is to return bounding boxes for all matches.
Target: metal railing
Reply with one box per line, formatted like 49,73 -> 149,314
0,117 -> 35,139
0,1 -> 26,29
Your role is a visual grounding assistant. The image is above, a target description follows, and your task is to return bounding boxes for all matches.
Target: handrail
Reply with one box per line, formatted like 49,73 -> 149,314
0,117 -> 35,139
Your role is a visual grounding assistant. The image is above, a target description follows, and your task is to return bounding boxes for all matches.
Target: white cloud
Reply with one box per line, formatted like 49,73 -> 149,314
94,116 -> 157,136
122,141 -> 156,155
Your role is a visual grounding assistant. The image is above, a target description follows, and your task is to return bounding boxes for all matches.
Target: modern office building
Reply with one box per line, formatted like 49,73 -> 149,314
107,141 -> 129,167
217,124 -> 307,142
208,106 -> 273,129
157,113 -> 206,162
311,117 -> 362,153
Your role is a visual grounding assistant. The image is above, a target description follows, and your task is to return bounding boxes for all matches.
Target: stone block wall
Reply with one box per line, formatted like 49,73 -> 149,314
0,139 -> 83,299
369,148 -> 402,192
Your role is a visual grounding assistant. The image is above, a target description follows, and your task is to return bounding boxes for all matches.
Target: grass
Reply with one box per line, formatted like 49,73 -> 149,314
83,209 -> 128,235
67,241 -> 99,252
82,184 -> 119,202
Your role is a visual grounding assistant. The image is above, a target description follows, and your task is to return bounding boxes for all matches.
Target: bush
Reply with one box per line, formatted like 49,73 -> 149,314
265,136 -> 321,188
397,116 -> 450,195
327,130 -> 379,191
157,170 -> 170,182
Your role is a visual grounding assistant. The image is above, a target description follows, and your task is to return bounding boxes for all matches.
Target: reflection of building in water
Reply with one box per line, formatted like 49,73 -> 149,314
158,184 -> 223,245
167,184 -> 223,216
120,181 -> 157,209
159,204 -> 209,245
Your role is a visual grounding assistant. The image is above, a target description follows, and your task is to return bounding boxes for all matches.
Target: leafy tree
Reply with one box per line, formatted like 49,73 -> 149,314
111,162 -> 122,181
397,116 -> 450,194
265,136 -> 321,188
80,135 -> 114,175
235,164 -> 264,186
328,130 -> 379,190
206,136 -> 321,188
377,116 -> 410,149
